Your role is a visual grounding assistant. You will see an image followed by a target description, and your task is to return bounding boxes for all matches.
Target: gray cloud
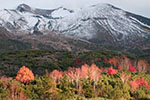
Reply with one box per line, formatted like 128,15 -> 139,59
0,0 -> 149,18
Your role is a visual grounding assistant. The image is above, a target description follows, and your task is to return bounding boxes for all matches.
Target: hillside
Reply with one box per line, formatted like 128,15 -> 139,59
0,49 -> 150,77
0,27 -> 32,51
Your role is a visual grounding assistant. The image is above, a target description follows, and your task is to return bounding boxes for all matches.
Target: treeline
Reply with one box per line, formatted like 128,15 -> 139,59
0,50 -> 149,77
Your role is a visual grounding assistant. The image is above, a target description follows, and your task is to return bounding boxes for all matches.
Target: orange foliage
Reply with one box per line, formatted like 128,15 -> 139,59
89,64 -> 101,81
0,76 -> 12,81
0,76 -> 27,99
9,81 -> 27,100
129,80 -> 139,90
65,67 -> 81,83
49,70 -> 63,82
64,64 -> 101,82
80,64 -> 90,79
16,66 -> 34,84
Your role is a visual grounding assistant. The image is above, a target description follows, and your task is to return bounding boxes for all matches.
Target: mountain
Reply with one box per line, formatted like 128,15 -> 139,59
0,3 -> 150,54
0,3 -> 149,38
0,27 -> 33,51
0,26 -> 103,52
0,4 -> 73,33
0,27 -> 14,40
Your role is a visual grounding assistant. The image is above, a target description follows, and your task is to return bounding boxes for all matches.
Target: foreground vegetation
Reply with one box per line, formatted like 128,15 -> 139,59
0,50 -> 150,100
0,55 -> 150,100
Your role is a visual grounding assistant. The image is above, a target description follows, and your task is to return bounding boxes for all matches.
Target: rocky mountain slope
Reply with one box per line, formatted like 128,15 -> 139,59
0,27 -> 104,52
0,3 -> 150,54
0,3 -> 150,40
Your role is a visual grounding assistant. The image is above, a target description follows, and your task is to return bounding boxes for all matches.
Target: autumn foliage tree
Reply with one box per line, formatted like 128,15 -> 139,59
107,67 -> 118,75
16,66 -> 34,84
118,55 -> 132,69
128,65 -> 137,73
129,78 -> 150,91
108,57 -> 118,66
136,60 -> 148,72
49,70 -> 63,82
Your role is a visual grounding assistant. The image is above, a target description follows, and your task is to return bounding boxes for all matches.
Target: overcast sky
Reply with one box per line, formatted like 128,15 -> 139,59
0,0 -> 149,18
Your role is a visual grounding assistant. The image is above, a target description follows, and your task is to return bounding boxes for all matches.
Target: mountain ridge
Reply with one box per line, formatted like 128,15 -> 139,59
0,3 -> 150,55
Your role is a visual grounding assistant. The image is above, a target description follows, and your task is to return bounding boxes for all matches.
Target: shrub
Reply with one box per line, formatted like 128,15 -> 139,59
25,71 -> 57,100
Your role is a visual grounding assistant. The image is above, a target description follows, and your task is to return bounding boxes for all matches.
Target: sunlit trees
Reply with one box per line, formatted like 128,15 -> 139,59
119,72 -> 131,83
1,55 -> 150,100
16,66 -> 34,84
89,64 -> 101,81
80,64 -> 90,79
136,60 -> 148,72
49,70 -> 63,82
63,64 -> 101,94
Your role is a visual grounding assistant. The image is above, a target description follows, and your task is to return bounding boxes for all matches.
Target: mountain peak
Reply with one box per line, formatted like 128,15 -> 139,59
17,4 -> 31,12
89,3 -> 121,10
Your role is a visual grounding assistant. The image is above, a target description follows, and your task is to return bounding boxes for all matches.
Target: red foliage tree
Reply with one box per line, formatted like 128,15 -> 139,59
104,58 -> 108,62
107,67 -> 118,75
129,77 -> 150,90
16,66 -> 34,84
73,59 -> 81,66
128,65 -> 137,73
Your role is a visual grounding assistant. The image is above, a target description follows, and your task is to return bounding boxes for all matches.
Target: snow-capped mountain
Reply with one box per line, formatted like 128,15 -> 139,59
0,3 -> 150,44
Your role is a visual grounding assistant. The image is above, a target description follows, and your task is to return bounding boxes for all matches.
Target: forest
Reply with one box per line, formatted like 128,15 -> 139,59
0,50 -> 150,100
